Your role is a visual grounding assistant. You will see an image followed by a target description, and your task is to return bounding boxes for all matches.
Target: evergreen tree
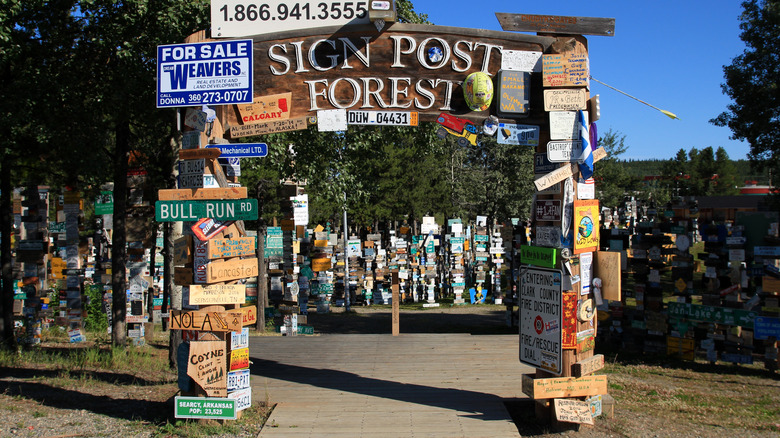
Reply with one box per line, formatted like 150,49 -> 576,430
712,0 -> 780,191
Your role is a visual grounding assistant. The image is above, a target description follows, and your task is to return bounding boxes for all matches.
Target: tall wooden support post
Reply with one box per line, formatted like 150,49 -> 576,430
501,19 -> 615,429
391,271 -> 400,336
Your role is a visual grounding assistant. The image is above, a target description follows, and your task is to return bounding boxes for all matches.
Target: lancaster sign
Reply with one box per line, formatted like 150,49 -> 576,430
224,24 -> 555,128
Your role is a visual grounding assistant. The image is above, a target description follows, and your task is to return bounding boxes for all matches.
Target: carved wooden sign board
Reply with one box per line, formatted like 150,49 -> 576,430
170,310 -> 243,332
223,24 -> 557,127
187,340 -> 228,397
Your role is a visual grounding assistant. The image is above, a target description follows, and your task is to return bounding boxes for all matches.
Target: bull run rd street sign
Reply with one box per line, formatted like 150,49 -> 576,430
157,39 -> 253,108
155,199 -> 258,222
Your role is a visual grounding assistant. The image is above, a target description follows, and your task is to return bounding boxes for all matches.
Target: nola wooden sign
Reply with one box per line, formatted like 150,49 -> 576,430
207,236 -> 256,259
188,284 -> 246,305
522,374 -> 607,399
206,258 -> 258,283
170,310 -> 243,332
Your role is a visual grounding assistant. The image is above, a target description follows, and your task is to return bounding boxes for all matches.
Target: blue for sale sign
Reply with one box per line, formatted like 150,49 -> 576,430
157,39 -> 253,108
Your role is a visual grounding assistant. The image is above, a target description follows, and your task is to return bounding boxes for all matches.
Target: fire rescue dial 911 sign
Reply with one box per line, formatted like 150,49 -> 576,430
520,267 -> 563,374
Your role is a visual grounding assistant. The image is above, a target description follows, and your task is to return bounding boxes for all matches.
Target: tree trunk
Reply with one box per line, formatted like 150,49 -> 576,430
162,222 -> 171,331
0,162 -> 15,350
255,223 -> 267,333
111,119 -> 130,346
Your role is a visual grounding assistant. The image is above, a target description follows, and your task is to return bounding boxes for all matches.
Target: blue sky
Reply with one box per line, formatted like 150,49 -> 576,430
410,0 -> 750,161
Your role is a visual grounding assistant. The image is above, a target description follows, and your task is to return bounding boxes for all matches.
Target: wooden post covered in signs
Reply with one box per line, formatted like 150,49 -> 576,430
392,271 -> 400,336
499,15 -> 615,431
162,31 -> 259,422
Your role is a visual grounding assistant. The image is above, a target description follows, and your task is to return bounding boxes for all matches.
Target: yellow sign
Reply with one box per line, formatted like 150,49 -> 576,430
573,199 -> 600,255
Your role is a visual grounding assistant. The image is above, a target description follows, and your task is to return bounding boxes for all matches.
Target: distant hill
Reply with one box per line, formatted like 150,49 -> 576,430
620,159 -> 771,186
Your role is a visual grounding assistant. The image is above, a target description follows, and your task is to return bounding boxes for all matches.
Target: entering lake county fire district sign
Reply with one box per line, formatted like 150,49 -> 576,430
520,267 -> 563,374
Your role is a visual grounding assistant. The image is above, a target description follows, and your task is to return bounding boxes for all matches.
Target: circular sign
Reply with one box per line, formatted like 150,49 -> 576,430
676,234 -> 691,252
534,315 -> 544,334
578,216 -> 594,238
578,299 -> 595,322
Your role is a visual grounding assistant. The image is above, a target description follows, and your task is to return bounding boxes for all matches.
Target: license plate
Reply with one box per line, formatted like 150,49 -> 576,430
347,110 -> 418,126
227,369 -> 250,392
228,387 -> 251,411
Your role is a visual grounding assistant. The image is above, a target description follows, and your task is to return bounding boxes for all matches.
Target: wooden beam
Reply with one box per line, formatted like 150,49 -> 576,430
522,374 -> 607,399
496,13 -> 615,37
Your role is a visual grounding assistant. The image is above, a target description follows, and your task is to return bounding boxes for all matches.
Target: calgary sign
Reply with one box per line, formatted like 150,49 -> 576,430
223,24 -> 555,126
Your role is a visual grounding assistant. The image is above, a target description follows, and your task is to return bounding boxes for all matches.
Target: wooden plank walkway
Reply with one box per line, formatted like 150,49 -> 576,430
249,334 -> 534,437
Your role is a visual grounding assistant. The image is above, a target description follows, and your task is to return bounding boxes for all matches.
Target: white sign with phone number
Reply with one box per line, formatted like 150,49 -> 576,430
212,0 -> 371,38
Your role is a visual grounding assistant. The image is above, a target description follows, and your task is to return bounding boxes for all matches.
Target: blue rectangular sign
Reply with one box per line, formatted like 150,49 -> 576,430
208,143 -> 268,158
754,316 -> 780,340
157,39 -> 253,108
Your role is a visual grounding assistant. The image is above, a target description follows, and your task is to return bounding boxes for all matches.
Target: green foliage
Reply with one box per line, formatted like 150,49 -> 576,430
595,129 -> 636,208
712,0 -> 780,191
83,284 -> 108,333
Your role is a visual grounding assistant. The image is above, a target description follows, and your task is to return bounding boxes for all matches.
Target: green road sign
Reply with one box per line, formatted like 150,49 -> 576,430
175,396 -> 237,420
519,245 -> 558,269
668,302 -> 757,328
155,199 -> 258,222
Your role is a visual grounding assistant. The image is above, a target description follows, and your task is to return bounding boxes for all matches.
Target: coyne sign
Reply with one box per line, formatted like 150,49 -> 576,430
157,39 -> 253,108
520,267 -> 562,374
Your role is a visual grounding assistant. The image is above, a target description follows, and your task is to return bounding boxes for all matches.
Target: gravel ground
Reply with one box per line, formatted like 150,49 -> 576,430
2,304 -> 778,437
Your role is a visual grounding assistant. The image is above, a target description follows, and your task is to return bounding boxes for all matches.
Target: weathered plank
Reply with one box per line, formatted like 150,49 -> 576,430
496,13 -> 615,37
189,284 -> 247,305
534,147 -> 606,191
205,258 -> 258,284
572,354 -> 604,377
522,374 -> 607,399
158,187 -> 247,201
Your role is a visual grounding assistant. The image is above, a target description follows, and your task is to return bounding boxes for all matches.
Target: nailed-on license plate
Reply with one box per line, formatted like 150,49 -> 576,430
347,111 -> 418,126
227,369 -> 251,392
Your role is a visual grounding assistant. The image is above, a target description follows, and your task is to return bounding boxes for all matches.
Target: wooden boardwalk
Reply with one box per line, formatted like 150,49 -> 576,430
249,334 -> 534,437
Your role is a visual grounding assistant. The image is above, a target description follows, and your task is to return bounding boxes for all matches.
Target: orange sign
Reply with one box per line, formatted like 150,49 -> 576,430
239,306 -> 257,326
312,258 -> 332,272
238,92 -> 292,124
229,347 -> 250,371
